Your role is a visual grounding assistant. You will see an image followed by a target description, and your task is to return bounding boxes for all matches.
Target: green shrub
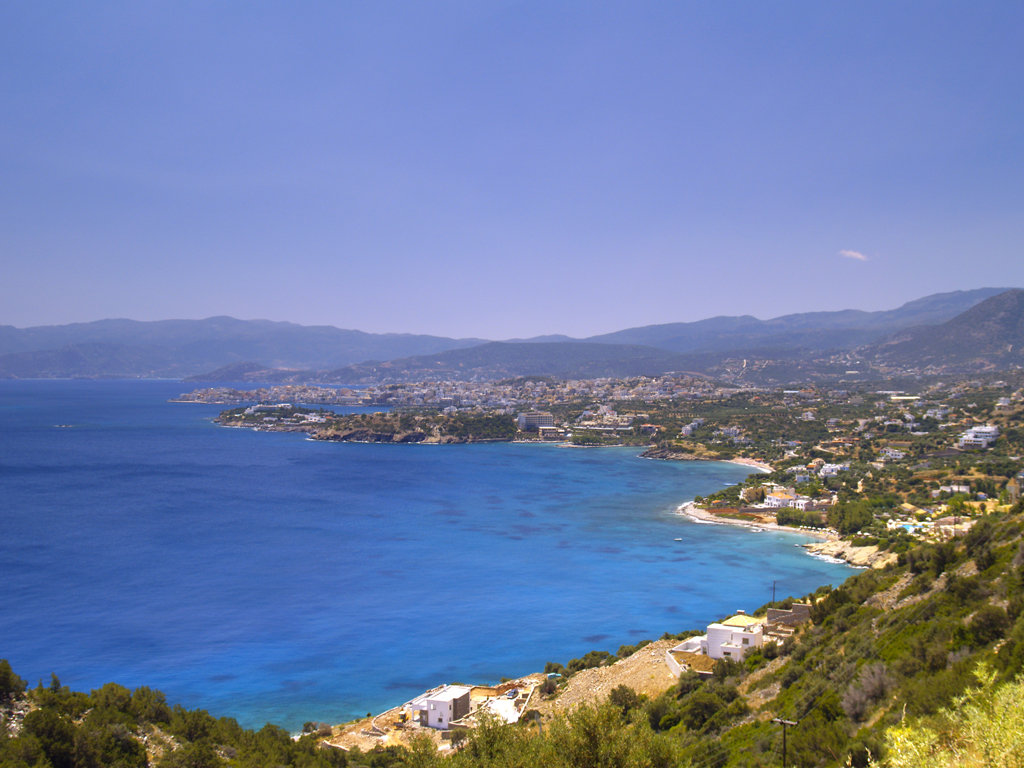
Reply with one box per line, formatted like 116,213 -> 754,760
0,659 -> 26,701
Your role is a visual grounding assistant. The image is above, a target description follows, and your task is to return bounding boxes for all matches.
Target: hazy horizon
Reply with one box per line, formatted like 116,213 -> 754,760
1,286 -> 1018,341
3,3 -> 1022,338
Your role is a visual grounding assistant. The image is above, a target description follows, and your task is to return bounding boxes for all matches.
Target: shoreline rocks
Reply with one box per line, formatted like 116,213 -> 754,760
640,448 -> 773,473
681,501 -> 894,569
639,447 -> 707,461
316,428 -> 430,443
802,539 -> 898,569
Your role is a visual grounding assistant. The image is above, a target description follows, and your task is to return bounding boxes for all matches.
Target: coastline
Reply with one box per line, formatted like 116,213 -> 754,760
638,447 -> 774,473
676,501 -> 899,569
724,457 -> 773,473
7,378 -> 889,737
676,500 -> 834,541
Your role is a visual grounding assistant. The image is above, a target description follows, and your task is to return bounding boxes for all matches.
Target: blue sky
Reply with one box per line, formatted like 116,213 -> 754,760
2,2 -> 1021,339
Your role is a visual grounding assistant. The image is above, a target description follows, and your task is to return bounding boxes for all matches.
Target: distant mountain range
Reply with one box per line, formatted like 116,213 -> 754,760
0,288 -> 1019,382
583,288 -> 1013,353
190,343 -> 727,385
860,288 -> 1024,372
0,317 -> 487,379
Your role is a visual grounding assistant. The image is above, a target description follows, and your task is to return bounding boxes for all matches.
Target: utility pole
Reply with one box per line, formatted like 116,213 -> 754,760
772,580 -> 777,607
525,711 -> 544,735
773,719 -> 797,768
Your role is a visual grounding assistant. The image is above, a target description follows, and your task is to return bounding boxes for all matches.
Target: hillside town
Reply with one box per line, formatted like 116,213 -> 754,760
171,374 -> 724,410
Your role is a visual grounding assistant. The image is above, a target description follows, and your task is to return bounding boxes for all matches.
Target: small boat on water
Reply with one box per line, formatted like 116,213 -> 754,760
674,538 -> 682,541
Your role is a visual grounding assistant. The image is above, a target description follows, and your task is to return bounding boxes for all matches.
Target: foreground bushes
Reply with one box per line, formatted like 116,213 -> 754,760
880,668 -> 1024,767
448,704 -> 683,768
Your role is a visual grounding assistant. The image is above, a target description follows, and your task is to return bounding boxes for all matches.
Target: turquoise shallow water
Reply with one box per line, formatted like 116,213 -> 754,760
0,380 -> 853,730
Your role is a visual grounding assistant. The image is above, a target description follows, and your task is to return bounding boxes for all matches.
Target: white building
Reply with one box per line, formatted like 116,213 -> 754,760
939,484 -> 970,495
705,613 -> 764,660
819,463 -> 850,477
957,426 -> 999,450
408,685 -> 472,729
765,492 -> 797,508
664,612 -> 767,670
244,402 -> 294,415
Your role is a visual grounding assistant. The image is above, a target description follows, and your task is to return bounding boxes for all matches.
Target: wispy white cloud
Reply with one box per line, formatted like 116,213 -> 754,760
839,249 -> 869,261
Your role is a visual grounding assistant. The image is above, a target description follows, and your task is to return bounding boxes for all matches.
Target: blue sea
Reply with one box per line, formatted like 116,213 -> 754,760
0,380 -> 853,730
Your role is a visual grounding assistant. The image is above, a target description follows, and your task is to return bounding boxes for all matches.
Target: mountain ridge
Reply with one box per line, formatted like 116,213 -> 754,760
0,288 -> 1017,380
860,288 -> 1024,372
584,288 -> 1011,352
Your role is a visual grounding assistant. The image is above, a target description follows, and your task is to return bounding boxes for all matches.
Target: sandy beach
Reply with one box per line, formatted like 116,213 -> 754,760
724,457 -> 774,473
676,501 -> 835,541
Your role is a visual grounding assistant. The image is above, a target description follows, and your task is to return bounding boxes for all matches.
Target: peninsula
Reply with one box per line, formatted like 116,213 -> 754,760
215,404 -> 517,444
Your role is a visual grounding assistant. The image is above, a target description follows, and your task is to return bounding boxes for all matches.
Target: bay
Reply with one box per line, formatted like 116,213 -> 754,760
0,379 -> 853,730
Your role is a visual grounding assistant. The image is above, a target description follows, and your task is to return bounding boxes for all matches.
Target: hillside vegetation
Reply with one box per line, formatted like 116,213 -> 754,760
215,407 -> 518,443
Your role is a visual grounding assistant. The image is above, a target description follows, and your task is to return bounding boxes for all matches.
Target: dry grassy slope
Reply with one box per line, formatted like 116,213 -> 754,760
534,639 -> 680,719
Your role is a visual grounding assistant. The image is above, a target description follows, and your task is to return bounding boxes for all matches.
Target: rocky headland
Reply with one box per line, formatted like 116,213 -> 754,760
316,428 -> 468,444
214,406 -> 517,445
802,538 -> 899,569
639,447 -> 706,461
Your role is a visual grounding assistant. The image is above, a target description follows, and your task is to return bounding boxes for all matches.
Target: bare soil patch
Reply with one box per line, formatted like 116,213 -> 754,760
533,640 -> 679,719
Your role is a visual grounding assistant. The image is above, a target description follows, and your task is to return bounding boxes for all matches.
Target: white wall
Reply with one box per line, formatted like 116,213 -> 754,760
705,622 -> 763,660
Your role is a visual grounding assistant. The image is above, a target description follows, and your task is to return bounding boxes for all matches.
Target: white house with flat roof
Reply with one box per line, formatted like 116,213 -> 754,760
958,426 -> 999,450
765,492 -> 796,508
664,612 -> 767,671
819,463 -> 850,477
705,613 -> 764,660
408,685 -> 472,729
